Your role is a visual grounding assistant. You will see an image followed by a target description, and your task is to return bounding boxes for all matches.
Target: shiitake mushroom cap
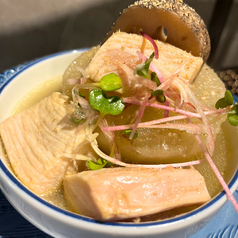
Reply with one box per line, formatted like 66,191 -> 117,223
104,0 -> 210,62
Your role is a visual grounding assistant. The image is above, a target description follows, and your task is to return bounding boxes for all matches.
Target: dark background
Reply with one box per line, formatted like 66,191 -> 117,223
0,0 -> 237,72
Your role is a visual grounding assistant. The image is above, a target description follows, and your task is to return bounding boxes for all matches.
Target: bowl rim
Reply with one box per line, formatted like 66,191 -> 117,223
0,49 -> 238,229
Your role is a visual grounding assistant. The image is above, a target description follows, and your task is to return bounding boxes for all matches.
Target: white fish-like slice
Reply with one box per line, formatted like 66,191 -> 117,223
64,167 -> 211,221
0,92 -> 89,195
85,31 -> 203,84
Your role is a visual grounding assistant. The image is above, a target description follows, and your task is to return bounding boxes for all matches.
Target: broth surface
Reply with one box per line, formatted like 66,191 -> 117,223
12,77 -> 62,115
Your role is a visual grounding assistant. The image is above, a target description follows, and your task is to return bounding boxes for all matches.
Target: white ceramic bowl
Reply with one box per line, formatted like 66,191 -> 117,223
0,50 -> 238,238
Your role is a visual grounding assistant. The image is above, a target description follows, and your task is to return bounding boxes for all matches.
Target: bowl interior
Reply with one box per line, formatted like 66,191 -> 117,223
0,50 -> 238,235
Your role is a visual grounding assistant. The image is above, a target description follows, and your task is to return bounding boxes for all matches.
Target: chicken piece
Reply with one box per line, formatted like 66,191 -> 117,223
85,31 -> 203,84
0,92 -> 94,195
64,167 -> 211,221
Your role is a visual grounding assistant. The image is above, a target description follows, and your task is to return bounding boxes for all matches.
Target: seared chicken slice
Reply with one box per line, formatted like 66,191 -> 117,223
85,31 -> 203,84
64,167 -> 210,221
0,92 -> 94,195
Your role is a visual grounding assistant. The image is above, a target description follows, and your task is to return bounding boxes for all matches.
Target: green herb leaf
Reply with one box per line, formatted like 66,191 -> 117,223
89,89 -> 125,115
87,158 -> 114,170
123,129 -> 139,139
215,90 -> 234,109
151,72 -> 161,86
134,52 -> 154,78
99,73 -> 122,91
151,89 -> 166,103
228,104 -> 238,126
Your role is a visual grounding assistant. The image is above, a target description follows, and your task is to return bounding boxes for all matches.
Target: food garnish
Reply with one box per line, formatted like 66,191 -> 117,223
215,90 -> 238,126
89,89 -> 125,116
151,72 -> 161,86
134,52 -> 155,78
98,73 -> 122,91
227,105 -> 238,126
123,129 -> 139,139
215,90 -> 234,109
87,158 -> 114,170
140,31 -> 159,59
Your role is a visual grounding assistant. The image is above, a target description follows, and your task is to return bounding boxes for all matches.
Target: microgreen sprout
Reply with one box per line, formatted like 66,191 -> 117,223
151,72 -> 161,86
215,90 -> 238,126
123,129 -> 139,139
151,90 -> 166,103
89,89 -> 125,116
140,31 -> 159,59
87,158 -> 114,170
228,104 -> 238,126
71,110 -> 86,124
134,52 -> 154,78
215,90 -> 234,109
81,73 -> 122,92
99,73 -> 122,91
